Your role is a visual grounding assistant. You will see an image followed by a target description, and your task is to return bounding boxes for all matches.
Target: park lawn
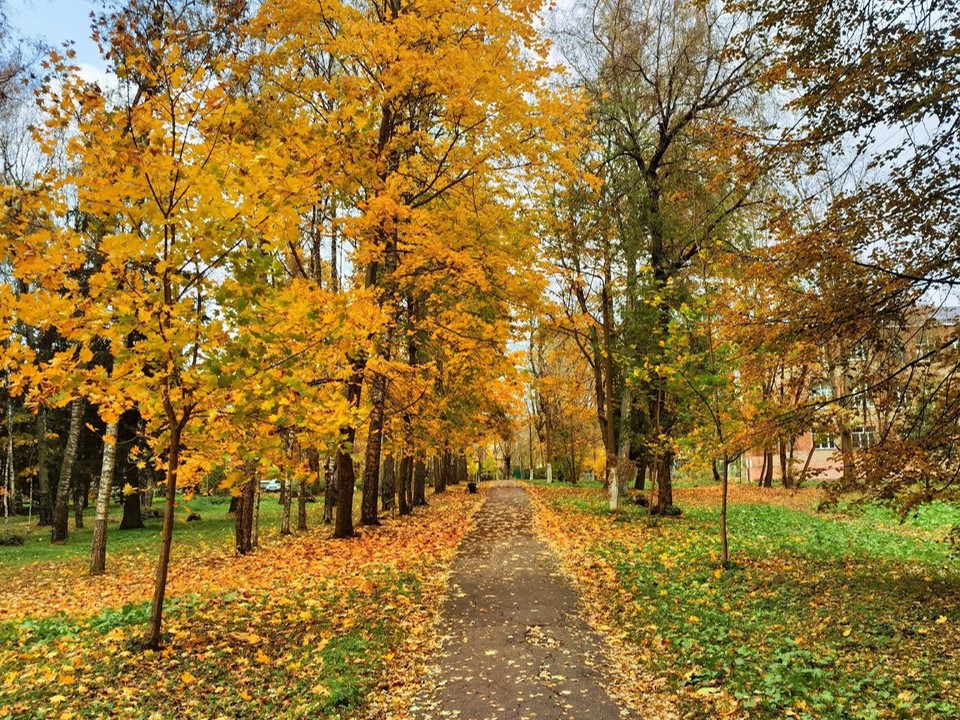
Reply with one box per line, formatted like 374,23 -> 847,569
0,493 -> 321,572
529,482 -> 960,720
0,489 -> 483,719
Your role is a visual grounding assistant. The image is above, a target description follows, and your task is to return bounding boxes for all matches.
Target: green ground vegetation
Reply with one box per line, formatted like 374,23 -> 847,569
536,483 -> 960,720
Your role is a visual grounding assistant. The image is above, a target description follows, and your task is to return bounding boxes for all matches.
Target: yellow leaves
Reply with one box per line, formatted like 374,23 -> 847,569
180,671 -> 198,685
232,631 -> 263,645
254,649 -> 270,665
122,483 -> 137,497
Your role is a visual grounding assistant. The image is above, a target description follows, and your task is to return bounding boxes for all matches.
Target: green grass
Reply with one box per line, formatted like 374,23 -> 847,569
0,569 -> 419,719
0,493 -> 327,571
540,488 -> 960,719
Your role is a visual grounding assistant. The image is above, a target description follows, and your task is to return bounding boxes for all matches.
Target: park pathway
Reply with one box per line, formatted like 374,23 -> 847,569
412,484 -> 634,720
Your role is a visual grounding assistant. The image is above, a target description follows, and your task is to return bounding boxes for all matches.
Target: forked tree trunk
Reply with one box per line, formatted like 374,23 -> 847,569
51,398 -> 84,543
145,415 -> 186,649
778,437 -> 790,487
762,447 -> 774,488
35,409 -> 52,526
89,421 -> 119,575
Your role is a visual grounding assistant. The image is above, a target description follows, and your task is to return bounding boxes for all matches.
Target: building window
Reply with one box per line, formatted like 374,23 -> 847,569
810,383 -> 833,401
852,427 -> 876,449
813,432 -> 836,450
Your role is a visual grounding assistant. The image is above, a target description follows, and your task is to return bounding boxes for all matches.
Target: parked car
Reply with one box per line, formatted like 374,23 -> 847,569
259,479 -> 282,493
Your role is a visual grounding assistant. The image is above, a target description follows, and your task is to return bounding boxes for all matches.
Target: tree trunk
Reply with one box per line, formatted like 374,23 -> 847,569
280,478 -> 292,535
436,449 -> 449,494
51,399 -> 84,543
252,484 -> 260,549
235,479 -> 255,554
35,409 -> 53,526
89,421 -> 118,575
140,473 -> 155,514
412,455 -> 426,507
720,459 -> 730,567
778,437 -> 790,488
398,455 -> 412,516
656,450 -> 674,508
73,477 -> 85,529
360,369 -> 388,526
762,447 -> 774,488
797,444 -> 816,488
839,427 -> 855,486
333,357 -> 365,538
634,447 -> 647,491
145,414 -> 186,649
322,457 -> 335,526
119,471 -> 144,530
381,455 -> 396,512
334,442 -> 356,538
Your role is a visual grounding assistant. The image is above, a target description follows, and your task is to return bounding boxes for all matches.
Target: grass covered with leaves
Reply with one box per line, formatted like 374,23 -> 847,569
0,491 -> 482,719
529,482 -> 960,720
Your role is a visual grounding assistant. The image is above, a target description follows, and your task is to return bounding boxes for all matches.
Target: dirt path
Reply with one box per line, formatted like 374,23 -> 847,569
412,484 -> 633,719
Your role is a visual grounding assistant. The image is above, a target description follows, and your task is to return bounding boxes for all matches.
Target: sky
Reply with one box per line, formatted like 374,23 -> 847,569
9,0 -> 106,77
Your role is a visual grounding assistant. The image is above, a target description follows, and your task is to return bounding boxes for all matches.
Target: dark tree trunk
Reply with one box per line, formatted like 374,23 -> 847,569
119,460 -> 144,530
634,447 -> 647,491
412,455 -> 426,507
360,370 -> 388,526
333,357 -> 365,538
322,457 -> 335,526
73,476 -> 86,529
35,409 -> 53,526
656,451 -> 674,508
381,455 -> 396,512
398,455 -> 412,516
234,478 -> 255,555
778,437 -> 790,488
762,447 -> 774,488
334,442 -> 356,538
435,450 -> 449,494
51,399 -> 84,543
280,478 -> 292,535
